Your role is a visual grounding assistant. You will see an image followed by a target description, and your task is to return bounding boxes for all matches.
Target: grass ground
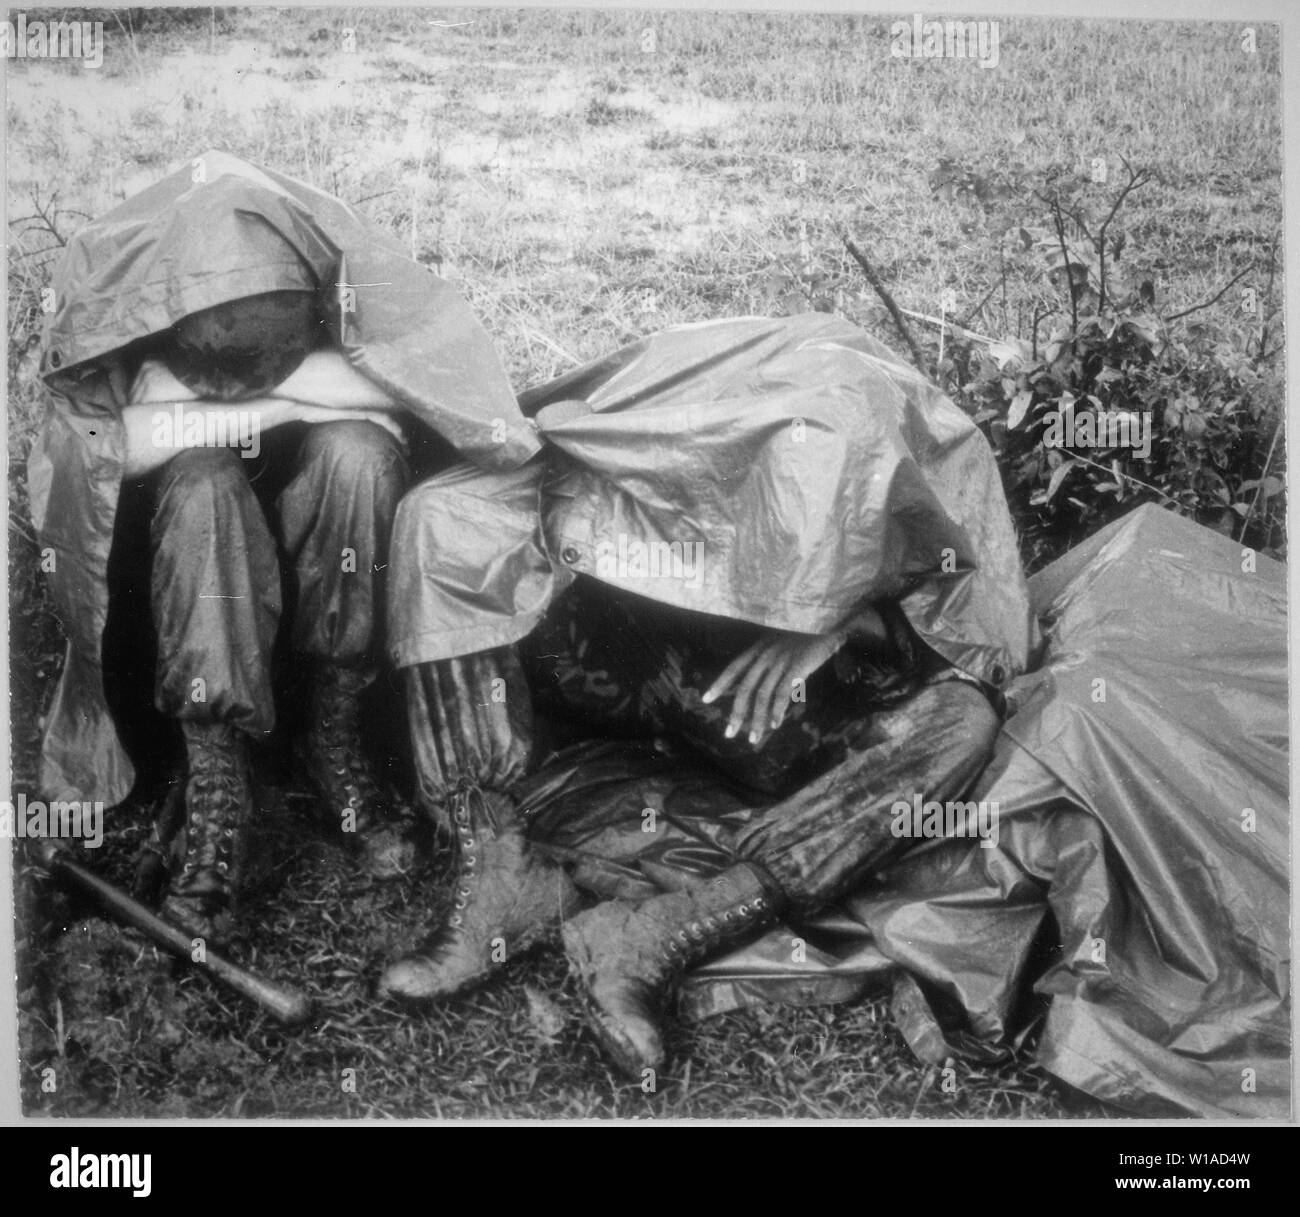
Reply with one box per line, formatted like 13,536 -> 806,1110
6,7 -> 1281,1119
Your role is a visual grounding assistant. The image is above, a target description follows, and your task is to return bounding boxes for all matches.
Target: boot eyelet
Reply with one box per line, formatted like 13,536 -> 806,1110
217,861 -> 229,873
737,903 -> 749,916
453,898 -> 467,911
464,837 -> 475,848
449,915 -> 463,927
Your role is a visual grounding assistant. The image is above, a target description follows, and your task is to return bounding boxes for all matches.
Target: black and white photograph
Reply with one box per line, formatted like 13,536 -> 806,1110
1,0 -> 1292,1144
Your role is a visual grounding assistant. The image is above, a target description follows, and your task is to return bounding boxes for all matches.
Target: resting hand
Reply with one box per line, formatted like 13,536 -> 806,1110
701,607 -> 890,745
702,629 -> 845,745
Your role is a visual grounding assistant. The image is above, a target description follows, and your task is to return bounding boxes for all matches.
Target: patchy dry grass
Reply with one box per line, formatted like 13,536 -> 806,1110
7,7 -> 1277,1119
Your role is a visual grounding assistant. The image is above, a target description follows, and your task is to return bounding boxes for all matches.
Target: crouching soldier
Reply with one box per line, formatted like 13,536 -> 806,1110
27,152 -> 540,945
118,301 -> 411,940
376,314 -> 1037,1077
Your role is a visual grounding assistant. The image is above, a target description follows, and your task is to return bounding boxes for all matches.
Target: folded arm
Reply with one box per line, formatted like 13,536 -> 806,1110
121,353 -> 405,478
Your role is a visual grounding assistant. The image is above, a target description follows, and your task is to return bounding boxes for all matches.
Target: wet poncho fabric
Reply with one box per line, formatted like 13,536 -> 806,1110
28,151 -> 537,805
388,312 -> 1040,688
511,504 -> 1288,1118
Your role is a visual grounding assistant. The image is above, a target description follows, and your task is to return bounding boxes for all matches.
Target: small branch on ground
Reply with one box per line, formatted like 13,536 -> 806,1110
11,188 -> 75,248
1253,232 -> 1280,365
1237,418 -> 1283,544
899,308 -> 995,347
1069,453 -> 1179,506
1163,267 -> 1252,323
1041,190 -> 1079,336
839,231 -> 928,374
958,267 -> 1006,332
1096,158 -> 1153,311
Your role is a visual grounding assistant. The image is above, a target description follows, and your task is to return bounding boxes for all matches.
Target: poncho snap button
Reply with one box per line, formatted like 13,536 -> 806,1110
561,546 -> 580,565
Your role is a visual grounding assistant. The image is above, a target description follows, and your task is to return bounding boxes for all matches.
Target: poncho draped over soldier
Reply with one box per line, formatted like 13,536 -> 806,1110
30,151 -> 539,806
387,312 -> 1038,679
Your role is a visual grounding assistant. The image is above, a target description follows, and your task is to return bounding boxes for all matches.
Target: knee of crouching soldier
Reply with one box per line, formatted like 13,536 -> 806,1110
299,419 -> 404,484
154,447 -> 249,518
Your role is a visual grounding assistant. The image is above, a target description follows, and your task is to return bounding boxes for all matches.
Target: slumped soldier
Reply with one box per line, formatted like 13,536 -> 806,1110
118,300 -> 409,940
378,314 -> 1038,1077
28,153 -> 538,943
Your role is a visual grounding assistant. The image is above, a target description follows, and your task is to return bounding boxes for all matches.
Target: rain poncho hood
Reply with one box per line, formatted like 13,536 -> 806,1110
29,151 -> 537,805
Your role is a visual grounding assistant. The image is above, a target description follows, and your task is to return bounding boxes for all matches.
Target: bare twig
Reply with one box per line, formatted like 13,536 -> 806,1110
13,188 -> 74,247
1029,304 -> 1057,361
1096,158 -> 1152,310
1254,233 -> 1279,364
1237,418 -> 1283,543
898,308 -> 995,347
1069,453 -> 1179,506
958,268 -> 1005,332
839,232 -> 927,373
1042,190 -> 1078,336
1000,247 -> 1009,333
1163,267 -> 1253,323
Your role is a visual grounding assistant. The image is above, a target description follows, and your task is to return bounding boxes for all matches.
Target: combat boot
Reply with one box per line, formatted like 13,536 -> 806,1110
159,722 -> 254,944
377,787 -> 582,1002
298,660 -> 417,878
562,862 -> 784,1078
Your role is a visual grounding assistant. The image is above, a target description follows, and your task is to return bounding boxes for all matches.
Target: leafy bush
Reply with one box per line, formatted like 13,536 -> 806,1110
828,159 -> 1286,572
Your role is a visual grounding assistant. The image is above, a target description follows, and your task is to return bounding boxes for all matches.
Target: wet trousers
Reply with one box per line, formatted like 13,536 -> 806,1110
106,421 -> 408,741
407,578 -> 999,915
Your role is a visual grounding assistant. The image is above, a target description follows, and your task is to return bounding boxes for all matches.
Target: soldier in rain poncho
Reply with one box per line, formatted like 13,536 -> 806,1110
29,152 -> 537,941
376,314 -> 1038,1077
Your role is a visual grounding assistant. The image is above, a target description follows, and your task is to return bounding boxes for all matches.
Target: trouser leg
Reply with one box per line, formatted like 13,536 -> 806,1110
730,679 -> 1000,916
380,550 -> 593,1002
275,419 -> 409,664
275,420 -> 415,871
150,446 -> 280,735
562,677 -> 999,1077
148,446 -> 278,942
380,646 -> 580,1003
406,646 -> 534,833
